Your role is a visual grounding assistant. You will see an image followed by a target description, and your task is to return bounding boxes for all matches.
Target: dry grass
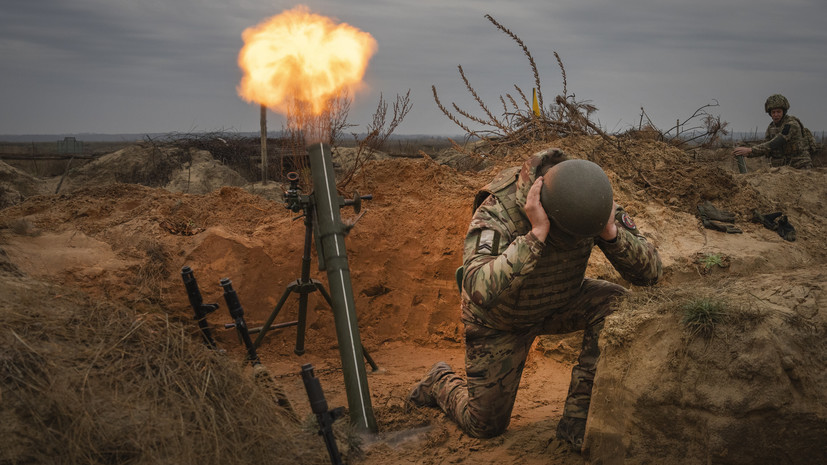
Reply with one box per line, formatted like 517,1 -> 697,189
680,296 -> 728,338
602,285 -> 734,347
0,279 -> 330,465
133,239 -> 170,305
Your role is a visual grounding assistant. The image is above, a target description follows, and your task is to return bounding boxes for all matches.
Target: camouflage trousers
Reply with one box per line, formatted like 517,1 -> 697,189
429,278 -> 626,438
769,154 -> 813,169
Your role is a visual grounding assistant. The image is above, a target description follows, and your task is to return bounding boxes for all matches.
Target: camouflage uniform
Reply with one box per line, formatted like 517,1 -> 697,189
749,114 -> 813,169
413,150 -> 662,440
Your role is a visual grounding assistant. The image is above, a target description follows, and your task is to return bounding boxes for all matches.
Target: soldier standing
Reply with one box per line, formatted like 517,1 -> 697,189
408,148 -> 662,452
733,94 -> 813,169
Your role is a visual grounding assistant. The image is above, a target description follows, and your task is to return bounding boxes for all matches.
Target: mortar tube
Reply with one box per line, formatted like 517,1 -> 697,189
736,155 -> 748,174
307,142 -> 377,433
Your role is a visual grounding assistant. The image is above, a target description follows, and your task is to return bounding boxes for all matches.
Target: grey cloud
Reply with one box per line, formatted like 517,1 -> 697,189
1,0 -> 825,135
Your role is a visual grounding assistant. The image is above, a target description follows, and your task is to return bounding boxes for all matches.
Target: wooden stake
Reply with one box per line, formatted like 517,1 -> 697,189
260,104 -> 268,185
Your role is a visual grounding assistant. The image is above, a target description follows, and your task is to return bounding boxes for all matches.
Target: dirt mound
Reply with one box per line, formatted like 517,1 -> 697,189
1,183 -> 285,314
330,146 -> 393,176
0,160 -> 49,208
50,145 -> 248,196
588,275 -> 827,464
52,145 -> 186,193
1,135 -> 826,464
165,148 -> 249,194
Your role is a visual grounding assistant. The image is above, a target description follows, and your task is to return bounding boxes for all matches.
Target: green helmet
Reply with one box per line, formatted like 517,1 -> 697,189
540,159 -> 613,237
764,94 -> 790,114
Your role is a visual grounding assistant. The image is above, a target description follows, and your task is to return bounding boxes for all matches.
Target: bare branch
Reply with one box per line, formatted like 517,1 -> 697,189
485,14 -> 543,111
554,52 -> 567,101
640,100 -> 729,148
452,102 -> 493,127
338,90 -> 413,189
514,86 -> 531,110
432,85 -> 475,135
458,65 -> 506,131
506,93 -> 520,113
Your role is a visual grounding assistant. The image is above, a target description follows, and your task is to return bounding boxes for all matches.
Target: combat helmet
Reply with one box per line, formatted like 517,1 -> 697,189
540,159 -> 613,237
764,94 -> 790,114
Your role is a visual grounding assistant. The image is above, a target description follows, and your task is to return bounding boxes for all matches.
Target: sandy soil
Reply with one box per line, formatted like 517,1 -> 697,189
1,135 -> 825,464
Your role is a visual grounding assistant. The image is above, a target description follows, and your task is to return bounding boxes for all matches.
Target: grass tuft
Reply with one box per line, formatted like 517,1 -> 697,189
698,253 -> 724,270
680,297 -> 727,338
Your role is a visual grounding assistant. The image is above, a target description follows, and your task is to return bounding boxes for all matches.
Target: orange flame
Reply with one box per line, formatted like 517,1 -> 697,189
237,5 -> 378,117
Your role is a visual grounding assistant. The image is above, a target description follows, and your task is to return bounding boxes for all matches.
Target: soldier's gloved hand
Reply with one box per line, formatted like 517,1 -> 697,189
599,202 -> 618,241
526,177 -> 550,242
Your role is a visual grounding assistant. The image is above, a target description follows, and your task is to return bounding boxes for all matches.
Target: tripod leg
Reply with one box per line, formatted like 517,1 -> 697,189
315,281 -> 334,306
292,281 -> 335,356
294,290 -> 309,356
291,281 -> 330,356
362,345 -> 379,372
253,283 -> 295,349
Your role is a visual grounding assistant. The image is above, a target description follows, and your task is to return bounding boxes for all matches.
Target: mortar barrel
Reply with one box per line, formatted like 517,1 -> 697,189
307,142 -> 377,433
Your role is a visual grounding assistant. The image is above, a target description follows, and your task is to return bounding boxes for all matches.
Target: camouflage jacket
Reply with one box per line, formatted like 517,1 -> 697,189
750,114 -> 808,160
460,150 -> 662,331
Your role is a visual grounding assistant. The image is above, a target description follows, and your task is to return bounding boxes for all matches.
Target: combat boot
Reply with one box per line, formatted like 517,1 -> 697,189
556,415 -> 587,453
408,361 -> 453,407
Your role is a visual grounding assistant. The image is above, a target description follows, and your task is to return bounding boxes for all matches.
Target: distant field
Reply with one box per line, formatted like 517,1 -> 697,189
0,140 -> 134,156
0,134 -> 463,158
0,141 -> 134,177
722,130 -> 826,144
0,134 -> 467,179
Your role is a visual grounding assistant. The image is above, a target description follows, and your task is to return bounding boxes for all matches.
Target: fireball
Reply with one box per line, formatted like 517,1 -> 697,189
237,5 -> 378,117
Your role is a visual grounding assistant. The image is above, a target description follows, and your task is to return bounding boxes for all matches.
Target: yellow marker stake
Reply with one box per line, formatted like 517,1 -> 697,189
532,88 -> 540,117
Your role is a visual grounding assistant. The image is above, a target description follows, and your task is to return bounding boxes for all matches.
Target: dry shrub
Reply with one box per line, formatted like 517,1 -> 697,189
133,239 -> 170,305
634,101 -> 729,149
432,14 -> 610,156
0,281 -> 329,465
337,91 -> 412,189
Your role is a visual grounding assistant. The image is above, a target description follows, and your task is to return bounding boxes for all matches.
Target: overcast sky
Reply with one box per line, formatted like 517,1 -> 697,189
2,0 -> 826,138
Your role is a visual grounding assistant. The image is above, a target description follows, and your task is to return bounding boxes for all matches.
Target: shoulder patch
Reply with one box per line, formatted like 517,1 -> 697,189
621,212 -> 636,230
476,229 -> 501,255
782,124 -> 791,136
615,209 -> 642,236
